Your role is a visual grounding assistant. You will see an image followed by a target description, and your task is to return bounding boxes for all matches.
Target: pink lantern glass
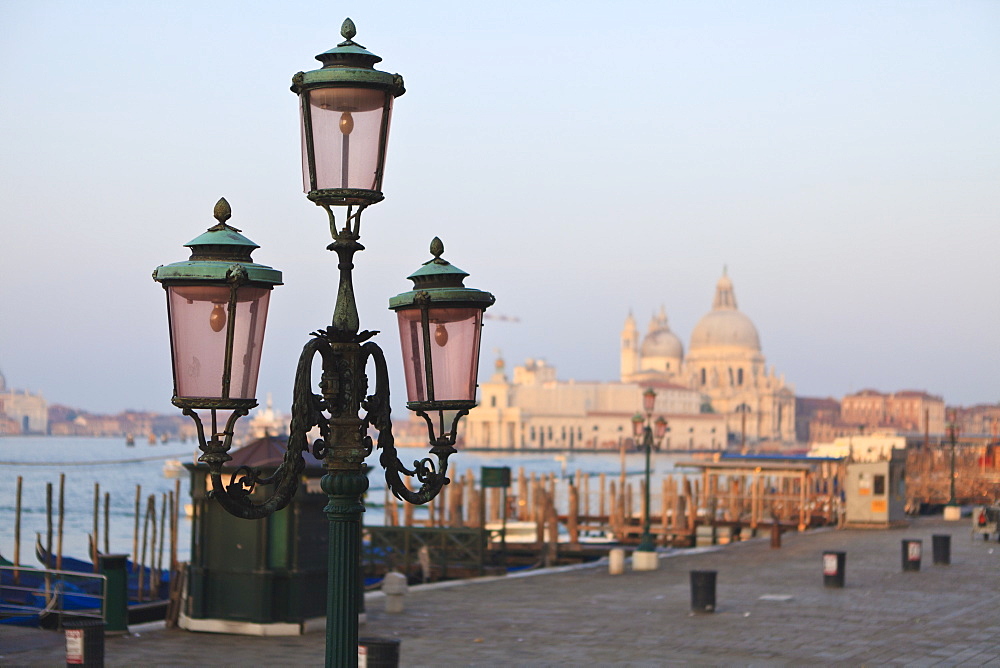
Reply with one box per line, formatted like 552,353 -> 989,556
643,388 -> 657,415
301,87 -> 392,193
396,307 -> 483,404
654,416 -> 668,439
166,284 -> 271,401
632,414 -> 645,439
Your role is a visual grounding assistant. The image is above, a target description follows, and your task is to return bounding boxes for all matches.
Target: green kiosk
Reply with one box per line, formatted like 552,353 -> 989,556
179,436 -> 329,635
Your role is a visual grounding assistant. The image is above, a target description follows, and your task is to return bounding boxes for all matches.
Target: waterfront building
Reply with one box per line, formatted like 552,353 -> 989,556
464,357 -> 726,451
953,404 -> 1000,440
620,271 -> 796,447
0,369 -> 48,434
841,389 -> 945,436
795,396 -> 844,443
808,433 -> 907,462
247,393 -> 289,440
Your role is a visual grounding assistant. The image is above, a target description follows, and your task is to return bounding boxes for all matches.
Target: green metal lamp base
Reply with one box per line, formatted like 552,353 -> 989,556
636,534 -> 656,552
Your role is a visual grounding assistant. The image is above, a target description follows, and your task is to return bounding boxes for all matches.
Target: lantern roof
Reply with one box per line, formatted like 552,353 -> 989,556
290,18 -> 405,97
153,198 -> 283,287
183,225 -> 258,253
389,238 -> 495,310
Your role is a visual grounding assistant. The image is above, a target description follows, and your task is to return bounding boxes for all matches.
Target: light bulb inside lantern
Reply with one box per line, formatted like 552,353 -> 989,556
434,324 -> 449,347
340,112 -> 354,135
209,303 -> 226,333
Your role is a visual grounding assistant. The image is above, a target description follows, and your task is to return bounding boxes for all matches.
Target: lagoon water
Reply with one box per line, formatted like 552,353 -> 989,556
0,436 -> 690,565
0,436 -> 194,566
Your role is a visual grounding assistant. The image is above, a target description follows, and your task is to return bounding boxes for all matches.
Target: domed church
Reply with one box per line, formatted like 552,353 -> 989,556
621,271 -> 795,446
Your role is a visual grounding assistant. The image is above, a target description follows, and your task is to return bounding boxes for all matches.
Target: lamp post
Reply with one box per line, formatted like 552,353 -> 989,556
631,388 -> 667,566
153,19 -> 494,668
735,403 -> 751,455
947,410 -> 958,506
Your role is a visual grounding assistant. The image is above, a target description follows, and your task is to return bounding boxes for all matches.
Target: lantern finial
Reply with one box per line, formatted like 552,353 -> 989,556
339,18 -> 360,46
341,18 -> 356,40
214,198 -> 232,225
430,237 -> 445,262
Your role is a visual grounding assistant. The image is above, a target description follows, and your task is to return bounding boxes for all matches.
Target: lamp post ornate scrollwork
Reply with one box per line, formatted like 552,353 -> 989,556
153,19 -> 494,668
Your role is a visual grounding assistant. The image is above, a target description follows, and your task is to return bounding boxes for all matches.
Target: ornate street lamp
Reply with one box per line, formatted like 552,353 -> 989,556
947,410 -> 958,506
388,237 -> 495,502
152,198 -> 283,464
631,389 -> 668,563
154,19 -> 494,668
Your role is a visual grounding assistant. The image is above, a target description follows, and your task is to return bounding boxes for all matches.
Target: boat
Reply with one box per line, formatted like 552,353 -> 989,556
34,538 -> 170,601
484,521 -> 617,545
484,520 -> 540,544
1,554 -> 102,628
163,459 -> 183,478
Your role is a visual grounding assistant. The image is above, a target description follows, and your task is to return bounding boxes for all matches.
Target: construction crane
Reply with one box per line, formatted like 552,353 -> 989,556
484,313 -> 521,323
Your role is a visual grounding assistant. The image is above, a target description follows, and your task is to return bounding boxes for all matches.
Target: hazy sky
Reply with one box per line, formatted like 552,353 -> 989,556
1,1 -> 998,417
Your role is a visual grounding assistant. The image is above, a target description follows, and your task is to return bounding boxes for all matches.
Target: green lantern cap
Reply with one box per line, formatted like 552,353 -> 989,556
290,18 -> 405,97
389,238 -> 494,310
153,198 -> 283,287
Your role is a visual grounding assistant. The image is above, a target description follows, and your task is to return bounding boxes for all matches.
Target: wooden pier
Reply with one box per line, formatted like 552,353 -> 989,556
904,443 -> 1000,509
378,457 -> 845,554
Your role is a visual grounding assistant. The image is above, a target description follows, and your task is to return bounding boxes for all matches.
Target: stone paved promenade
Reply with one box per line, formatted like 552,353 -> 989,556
4,516 -> 1000,666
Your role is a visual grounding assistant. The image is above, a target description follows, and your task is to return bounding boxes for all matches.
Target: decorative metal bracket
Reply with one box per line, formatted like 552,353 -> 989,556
362,342 -> 456,505
184,339 -> 328,520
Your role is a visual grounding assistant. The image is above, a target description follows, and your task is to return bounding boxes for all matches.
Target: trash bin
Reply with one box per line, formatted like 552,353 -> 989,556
358,636 -> 401,668
822,551 -> 846,588
932,534 -> 951,565
901,539 -> 922,572
98,554 -> 129,634
690,570 -> 717,613
64,618 -> 104,667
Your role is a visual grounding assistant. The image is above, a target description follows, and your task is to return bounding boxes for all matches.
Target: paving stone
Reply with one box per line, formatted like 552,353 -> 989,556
2,517 -> 997,666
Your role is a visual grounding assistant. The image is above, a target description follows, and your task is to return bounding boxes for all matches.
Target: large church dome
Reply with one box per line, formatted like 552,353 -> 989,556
689,272 -> 761,351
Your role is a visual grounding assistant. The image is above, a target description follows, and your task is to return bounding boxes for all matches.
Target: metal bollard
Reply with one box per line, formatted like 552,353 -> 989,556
690,570 -> 717,613
901,539 -> 922,572
770,522 -> 781,549
64,618 -> 104,667
358,637 -> 401,668
932,534 -> 951,565
822,551 -> 846,588
608,548 -> 625,575
382,571 -> 408,614
632,549 -> 659,572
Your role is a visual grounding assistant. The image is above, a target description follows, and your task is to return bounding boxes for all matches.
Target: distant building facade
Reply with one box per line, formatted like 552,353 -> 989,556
620,271 -> 796,447
841,389 -> 945,436
952,404 -> 1000,440
794,396 -> 875,445
0,369 -> 48,434
246,393 -> 289,440
809,434 -> 907,462
795,397 -> 841,443
465,358 -> 727,451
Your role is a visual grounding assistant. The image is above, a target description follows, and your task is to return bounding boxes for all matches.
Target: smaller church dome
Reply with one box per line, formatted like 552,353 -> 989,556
641,329 -> 684,358
640,308 -> 684,359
